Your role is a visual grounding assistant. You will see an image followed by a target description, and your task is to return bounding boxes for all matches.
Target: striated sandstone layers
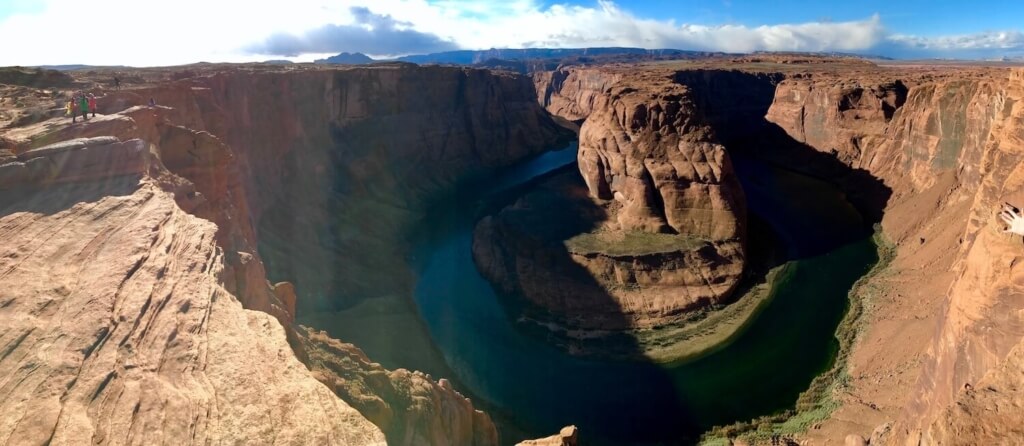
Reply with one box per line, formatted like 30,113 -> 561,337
0,64 -> 567,445
0,138 -> 385,445
83,64 -> 573,312
762,65 -> 1024,444
530,61 -> 1024,442
533,67 -> 622,122
474,69 -> 746,336
297,328 -> 498,445
515,425 -> 578,446
575,75 -> 746,241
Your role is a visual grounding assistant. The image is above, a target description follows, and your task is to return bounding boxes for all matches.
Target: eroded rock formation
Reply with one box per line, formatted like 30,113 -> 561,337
0,138 -> 385,445
516,425 -> 578,446
531,61 -> 1024,442
533,67 -> 621,122
577,76 -> 746,240
475,68 -> 748,339
297,328 -> 498,446
762,66 -> 1024,444
0,64 -> 567,445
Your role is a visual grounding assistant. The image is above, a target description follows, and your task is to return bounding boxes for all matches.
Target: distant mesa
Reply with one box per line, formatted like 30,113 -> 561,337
312,47 -> 729,73
395,47 -> 718,65
0,66 -> 77,88
314,52 -> 375,65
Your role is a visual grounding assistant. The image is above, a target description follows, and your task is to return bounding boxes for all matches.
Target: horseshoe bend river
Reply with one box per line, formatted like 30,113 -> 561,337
326,144 -> 878,445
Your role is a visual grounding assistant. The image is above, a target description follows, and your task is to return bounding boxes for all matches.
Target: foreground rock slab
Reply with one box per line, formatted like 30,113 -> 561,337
0,177 -> 385,445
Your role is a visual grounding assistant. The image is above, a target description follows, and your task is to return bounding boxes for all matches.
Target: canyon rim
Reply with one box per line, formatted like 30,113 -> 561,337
2,24 -> 1024,446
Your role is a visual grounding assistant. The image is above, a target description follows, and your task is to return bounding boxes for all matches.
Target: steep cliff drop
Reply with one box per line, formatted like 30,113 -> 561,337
0,137 -> 385,445
523,60 -> 1024,443
474,69 -> 750,361
0,64 -> 572,445
761,66 -> 1024,444
5,57 -> 1024,446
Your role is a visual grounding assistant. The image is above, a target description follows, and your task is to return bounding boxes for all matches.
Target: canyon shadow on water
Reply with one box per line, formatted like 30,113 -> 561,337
406,144 -> 879,444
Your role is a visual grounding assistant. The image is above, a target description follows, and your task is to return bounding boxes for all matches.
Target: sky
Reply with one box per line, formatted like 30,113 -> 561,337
1,0 -> 1023,66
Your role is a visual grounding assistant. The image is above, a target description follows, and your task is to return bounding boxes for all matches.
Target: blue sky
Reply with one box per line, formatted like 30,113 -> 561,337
597,0 -> 1024,37
1,0 -> 1022,66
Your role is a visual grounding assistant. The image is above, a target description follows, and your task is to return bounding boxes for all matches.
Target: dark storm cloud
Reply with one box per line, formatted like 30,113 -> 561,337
248,7 -> 458,56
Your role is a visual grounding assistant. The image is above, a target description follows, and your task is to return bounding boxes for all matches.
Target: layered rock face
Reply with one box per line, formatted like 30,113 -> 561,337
0,138 -> 385,445
765,78 -> 908,166
530,61 -> 1024,441
764,67 -> 1024,443
1,64 -> 565,445
516,425 -> 578,446
577,78 -> 746,240
533,67 -> 622,122
297,328 -> 498,446
91,65 -> 571,311
475,70 -> 746,334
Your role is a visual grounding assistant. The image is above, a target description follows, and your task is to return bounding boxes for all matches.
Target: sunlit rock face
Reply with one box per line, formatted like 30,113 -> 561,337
0,64 -> 571,446
766,67 -> 1024,443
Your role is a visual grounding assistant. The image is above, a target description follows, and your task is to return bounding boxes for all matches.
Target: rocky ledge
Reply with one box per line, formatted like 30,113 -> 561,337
0,64 -> 570,446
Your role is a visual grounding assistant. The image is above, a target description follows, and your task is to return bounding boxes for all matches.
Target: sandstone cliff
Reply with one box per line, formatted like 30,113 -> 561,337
475,68 -> 747,350
531,61 -> 1024,442
0,138 -> 385,445
1,64 -> 566,445
85,65 -> 572,312
763,66 -> 1024,444
576,75 -> 746,240
297,328 -> 499,445
533,67 -> 622,122
516,425 -> 578,446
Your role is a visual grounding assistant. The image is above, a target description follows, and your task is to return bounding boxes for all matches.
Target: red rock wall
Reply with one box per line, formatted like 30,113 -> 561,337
533,67 -> 622,122
3,65 -> 567,446
766,68 -> 1024,443
577,78 -> 746,240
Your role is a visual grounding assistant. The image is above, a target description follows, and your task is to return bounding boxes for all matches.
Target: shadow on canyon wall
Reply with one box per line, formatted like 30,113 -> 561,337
249,68 -> 895,445
465,70 -> 896,444
460,164 -> 700,444
676,69 -> 893,242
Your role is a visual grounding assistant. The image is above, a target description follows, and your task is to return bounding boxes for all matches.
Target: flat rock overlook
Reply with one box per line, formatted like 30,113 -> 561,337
1,57 -> 1024,445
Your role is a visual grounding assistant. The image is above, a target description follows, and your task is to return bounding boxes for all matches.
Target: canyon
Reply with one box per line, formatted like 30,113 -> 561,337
527,60 -> 1024,442
0,64 -> 569,446
0,56 -> 1023,446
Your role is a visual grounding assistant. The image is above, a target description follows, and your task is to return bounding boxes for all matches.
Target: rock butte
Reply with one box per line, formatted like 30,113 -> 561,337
475,69 -> 753,341
0,56 -> 1023,445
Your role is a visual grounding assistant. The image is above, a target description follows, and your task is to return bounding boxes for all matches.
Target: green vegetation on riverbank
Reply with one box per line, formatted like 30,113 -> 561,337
520,262 -> 790,363
640,262 -> 791,364
699,229 -> 896,444
564,230 -> 706,257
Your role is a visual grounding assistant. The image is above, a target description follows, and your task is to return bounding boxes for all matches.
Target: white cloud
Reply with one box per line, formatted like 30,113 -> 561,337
248,6 -> 457,57
393,1 -> 886,53
0,0 -> 354,66
889,30 -> 1024,50
0,0 -> 1022,66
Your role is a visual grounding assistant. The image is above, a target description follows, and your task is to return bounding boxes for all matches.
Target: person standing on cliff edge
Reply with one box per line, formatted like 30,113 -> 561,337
78,94 -> 89,121
88,94 -> 97,118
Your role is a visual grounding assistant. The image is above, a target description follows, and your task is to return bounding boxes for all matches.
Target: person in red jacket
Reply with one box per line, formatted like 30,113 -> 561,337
87,94 -> 97,118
